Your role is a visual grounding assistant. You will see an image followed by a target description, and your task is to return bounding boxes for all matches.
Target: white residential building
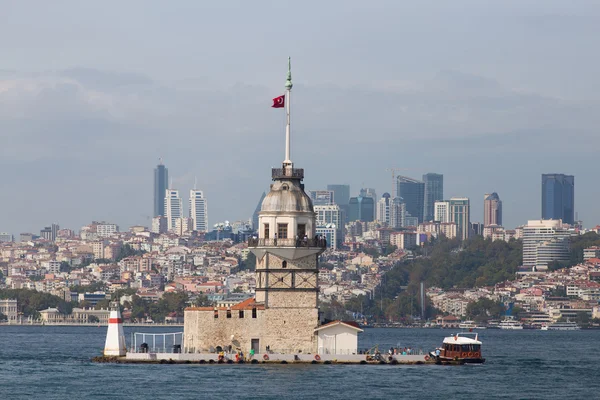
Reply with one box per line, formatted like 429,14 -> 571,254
522,219 -> 570,270
434,201 -> 450,223
189,190 -> 208,232
151,216 -> 167,234
165,189 -> 183,231
97,223 -> 119,238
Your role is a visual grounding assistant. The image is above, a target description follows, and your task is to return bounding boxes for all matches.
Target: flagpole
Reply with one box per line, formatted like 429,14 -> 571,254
284,57 -> 293,167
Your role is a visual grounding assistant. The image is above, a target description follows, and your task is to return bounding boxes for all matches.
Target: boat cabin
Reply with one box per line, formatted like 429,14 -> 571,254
437,333 -> 483,362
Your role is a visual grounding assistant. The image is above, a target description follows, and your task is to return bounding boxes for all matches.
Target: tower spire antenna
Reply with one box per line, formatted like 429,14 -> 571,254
283,57 -> 293,168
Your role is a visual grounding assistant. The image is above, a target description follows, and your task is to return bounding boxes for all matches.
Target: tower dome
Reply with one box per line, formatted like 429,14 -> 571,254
261,179 -> 314,213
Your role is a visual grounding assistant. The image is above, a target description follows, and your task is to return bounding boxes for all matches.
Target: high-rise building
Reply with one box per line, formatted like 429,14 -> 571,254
151,216 -> 167,234
390,197 -> 405,229
309,190 -> 335,206
360,188 -> 377,205
327,184 -> 350,223
423,173 -> 443,222
348,196 -> 374,222
522,219 -> 570,270
252,192 -> 267,231
542,174 -> 575,224
327,184 -> 350,206
449,197 -> 471,241
0,233 -> 13,243
314,204 -> 343,247
164,189 -> 182,231
376,193 -> 391,225
154,161 -> 169,217
434,201 -> 451,223
40,223 -> 59,242
484,192 -> 502,227
189,190 -> 208,232
397,176 -> 425,223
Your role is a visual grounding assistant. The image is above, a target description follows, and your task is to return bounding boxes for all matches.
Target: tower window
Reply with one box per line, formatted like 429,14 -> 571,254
252,307 -> 257,318
239,310 -> 244,318
264,224 -> 270,239
282,260 -> 287,269
226,309 -> 231,318
277,224 -> 288,239
214,310 -> 218,319
297,224 -> 306,239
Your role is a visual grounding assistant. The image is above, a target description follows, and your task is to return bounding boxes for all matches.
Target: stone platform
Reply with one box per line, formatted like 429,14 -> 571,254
94,353 -> 433,365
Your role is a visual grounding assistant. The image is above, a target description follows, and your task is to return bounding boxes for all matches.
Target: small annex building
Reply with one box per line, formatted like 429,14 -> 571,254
315,320 -> 363,355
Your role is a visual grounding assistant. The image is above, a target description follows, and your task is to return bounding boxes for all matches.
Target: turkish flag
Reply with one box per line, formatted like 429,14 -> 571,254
272,95 -> 285,108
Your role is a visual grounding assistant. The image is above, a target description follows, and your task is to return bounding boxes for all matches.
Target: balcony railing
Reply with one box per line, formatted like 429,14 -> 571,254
272,168 -> 304,180
248,237 -> 326,249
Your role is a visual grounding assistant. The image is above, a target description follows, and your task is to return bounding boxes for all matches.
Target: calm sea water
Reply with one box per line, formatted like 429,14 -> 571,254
0,326 -> 599,399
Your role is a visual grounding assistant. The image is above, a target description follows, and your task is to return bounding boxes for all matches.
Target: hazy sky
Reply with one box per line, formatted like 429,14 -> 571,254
1,0 -> 599,235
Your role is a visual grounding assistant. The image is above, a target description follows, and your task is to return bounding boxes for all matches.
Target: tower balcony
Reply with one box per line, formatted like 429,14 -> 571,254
271,168 -> 304,180
248,237 -> 326,249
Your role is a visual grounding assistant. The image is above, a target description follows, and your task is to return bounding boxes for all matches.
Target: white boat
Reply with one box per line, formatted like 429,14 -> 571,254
540,324 -> 549,331
546,321 -> 580,331
499,318 -> 523,330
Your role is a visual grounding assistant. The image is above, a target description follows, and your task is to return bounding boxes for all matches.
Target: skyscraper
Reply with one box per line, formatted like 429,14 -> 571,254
397,176 -> 425,223
484,192 -> 502,227
164,189 -> 182,231
189,190 -> 208,232
423,173 -> 443,222
252,192 -> 267,231
154,161 -> 169,217
348,195 -> 374,222
450,197 -> 471,241
314,204 -> 343,247
309,190 -> 335,205
376,193 -> 391,225
542,174 -> 575,224
327,184 -> 350,223
434,201 -> 451,223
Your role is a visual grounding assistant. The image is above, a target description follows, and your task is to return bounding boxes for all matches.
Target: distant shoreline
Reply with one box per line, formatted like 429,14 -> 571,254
0,323 -> 184,327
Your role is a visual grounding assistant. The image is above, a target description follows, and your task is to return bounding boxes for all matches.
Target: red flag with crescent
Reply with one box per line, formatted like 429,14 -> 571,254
272,95 -> 285,108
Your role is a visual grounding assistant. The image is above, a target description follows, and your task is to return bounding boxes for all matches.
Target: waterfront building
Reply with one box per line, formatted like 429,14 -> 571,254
189,190 -> 208,232
0,232 -> 13,242
252,192 -> 267,231
542,174 -> 574,224
423,173 -> 443,222
184,59 -> 328,355
154,161 -> 169,217
522,219 -> 570,270
450,197 -> 471,241
309,190 -> 335,206
164,189 -> 183,231
396,176 -> 425,223
484,193 -> 502,227
314,204 -> 343,247
0,299 -> 18,323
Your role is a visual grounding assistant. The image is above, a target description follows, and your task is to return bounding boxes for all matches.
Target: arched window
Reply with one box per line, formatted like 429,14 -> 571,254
282,260 -> 287,269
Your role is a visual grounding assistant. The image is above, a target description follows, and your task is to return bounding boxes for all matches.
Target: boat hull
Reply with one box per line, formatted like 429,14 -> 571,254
430,354 -> 486,365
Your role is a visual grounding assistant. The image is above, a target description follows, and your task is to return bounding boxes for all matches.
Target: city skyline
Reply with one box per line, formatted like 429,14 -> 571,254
1,1 -> 599,234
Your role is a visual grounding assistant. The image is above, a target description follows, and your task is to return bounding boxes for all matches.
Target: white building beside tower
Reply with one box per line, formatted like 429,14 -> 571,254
189,190 -> 208,232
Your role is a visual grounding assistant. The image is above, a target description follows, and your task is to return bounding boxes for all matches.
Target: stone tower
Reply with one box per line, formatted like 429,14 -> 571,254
248,58 -> 325,351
